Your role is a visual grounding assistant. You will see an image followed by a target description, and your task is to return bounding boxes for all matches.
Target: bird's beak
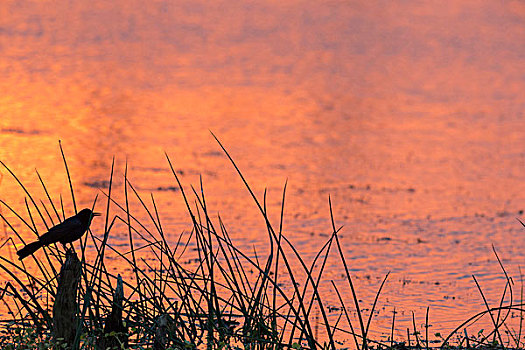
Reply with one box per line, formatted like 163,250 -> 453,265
92,212 -> 101,217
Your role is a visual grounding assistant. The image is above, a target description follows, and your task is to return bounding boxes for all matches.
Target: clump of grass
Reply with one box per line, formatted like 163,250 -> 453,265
0,138 -> 523,349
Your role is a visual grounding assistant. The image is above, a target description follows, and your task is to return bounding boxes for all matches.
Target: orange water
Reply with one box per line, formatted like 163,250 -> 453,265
1,0 -> 525,345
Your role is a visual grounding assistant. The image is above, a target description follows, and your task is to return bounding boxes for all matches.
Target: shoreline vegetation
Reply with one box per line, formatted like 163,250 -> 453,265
0,139 -> 523,350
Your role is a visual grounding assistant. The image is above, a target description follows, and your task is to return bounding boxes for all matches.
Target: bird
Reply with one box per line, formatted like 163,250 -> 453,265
16,208 -> 100,260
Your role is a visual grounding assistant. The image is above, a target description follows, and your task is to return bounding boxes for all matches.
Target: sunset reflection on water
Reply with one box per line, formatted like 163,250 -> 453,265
1,0 -> 525,342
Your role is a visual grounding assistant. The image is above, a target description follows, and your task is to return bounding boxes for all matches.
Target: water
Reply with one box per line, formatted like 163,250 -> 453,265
1,0 -> 525,344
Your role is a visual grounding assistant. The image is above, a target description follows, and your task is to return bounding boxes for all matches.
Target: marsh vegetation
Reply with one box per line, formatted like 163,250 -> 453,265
0,141 -> 523,349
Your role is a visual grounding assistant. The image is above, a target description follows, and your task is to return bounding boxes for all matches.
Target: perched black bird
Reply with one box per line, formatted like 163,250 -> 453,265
16,208 -> 100,260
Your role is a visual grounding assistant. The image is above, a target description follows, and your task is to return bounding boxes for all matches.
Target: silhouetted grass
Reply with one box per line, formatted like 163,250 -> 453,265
0,139 -> 523,349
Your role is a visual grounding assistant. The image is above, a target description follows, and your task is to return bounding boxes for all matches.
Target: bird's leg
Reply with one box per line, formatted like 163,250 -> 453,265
60,242 -> 72,259
67,242 -> 75,254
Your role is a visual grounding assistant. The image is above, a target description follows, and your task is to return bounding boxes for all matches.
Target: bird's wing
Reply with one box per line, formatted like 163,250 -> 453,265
39,217 -> 82,245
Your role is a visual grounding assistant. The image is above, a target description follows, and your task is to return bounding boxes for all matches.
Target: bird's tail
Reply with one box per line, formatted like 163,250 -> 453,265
17,241 -> 43,260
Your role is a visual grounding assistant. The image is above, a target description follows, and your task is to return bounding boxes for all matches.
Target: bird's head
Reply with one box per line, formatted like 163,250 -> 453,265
77,208 -> 101,225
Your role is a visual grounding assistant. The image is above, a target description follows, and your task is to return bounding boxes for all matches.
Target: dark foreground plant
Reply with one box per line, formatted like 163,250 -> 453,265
0,139 -> 523,350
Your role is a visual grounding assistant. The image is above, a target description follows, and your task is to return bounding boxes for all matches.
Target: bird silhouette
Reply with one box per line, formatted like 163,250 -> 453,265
16,208 -> 100,260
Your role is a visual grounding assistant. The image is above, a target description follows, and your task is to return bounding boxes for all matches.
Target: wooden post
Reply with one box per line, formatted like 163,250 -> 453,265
53,249 -> 81,349
153,314 -> 170,350
97,274 -> 127,349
